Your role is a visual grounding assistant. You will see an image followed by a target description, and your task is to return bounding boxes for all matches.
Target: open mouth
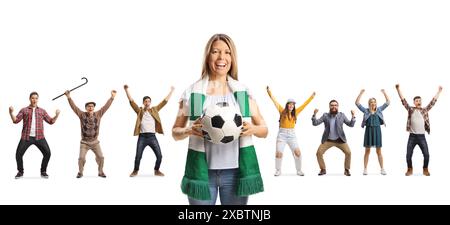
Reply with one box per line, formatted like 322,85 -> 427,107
215,62 -> 227,69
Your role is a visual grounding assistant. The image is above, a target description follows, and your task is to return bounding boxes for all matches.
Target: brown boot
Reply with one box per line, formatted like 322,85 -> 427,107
405,168 -> 413,176
154,170 -> 165,176
423,168 -> 430,176
130,170 -> 138,177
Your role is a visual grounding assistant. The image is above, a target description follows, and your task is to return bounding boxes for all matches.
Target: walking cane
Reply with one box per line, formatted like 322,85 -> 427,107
52,77 -> 88,101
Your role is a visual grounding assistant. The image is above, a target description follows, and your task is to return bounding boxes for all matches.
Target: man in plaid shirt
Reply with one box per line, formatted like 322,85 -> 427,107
9,92 -> 60,179
395,84 -> 442,176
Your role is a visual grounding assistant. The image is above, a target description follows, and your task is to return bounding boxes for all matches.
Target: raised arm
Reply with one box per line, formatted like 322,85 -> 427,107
375,89 -> 391,111
124,84 -> 134,102
395,84 -> 405,100
295,92 -> 315,115
98,90 -> 116,117
51,109 -> 61,123
434,86 -> 443,100
381,89 -> 390,105
355,89 -> 367,113
425,86 -> 443,111
155,86 -> 175,111
9,106 -> 20,123
43,109 -> 60,124
344,110 -> 356,127
65,91 -> 83,117
355,89 -> 364,105
164,86 -> 175,102
311,109 -> 325,126
396,84 -> 410,110
266,86 -> 283,113
124,85 -> 139,113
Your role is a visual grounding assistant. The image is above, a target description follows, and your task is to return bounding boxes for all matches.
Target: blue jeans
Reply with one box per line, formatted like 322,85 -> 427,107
188,169 -> 248,205
134,133 -> 162,171
406,133 -> 429,168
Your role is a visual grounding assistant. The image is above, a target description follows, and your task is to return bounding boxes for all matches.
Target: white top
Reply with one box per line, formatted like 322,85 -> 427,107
29,107 -> 36,137
410,109 -> 426,134
140,110 -> 156,133
204,93 -> 240,170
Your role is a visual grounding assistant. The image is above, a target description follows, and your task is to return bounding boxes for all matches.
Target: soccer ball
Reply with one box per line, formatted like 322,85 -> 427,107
201,103 -> 243,144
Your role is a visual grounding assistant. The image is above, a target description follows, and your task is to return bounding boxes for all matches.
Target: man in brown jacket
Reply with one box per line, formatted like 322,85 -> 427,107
64,90 -> 116,178
124,85 -> 174,177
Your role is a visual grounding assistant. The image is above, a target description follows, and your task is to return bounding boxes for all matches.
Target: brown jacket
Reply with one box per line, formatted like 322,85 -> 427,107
130,99 -> 167,136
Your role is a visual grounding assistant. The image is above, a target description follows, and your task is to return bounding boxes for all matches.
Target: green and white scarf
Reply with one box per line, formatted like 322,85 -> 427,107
180,75 -> 264,200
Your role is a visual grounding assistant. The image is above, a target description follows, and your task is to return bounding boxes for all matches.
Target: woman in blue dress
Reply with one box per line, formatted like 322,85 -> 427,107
355,89 -> 390,175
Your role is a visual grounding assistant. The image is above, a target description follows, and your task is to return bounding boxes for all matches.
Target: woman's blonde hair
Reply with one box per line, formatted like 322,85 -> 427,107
201,34 -> 238,80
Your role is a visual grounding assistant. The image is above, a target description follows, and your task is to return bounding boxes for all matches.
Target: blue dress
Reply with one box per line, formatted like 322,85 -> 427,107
363,114 -> 382,148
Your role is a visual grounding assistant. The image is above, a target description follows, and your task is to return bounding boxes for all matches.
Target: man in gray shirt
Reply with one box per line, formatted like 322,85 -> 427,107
312,100 -> 355,176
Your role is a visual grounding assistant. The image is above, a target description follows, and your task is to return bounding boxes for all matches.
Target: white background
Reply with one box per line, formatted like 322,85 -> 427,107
0,0 -> 448,205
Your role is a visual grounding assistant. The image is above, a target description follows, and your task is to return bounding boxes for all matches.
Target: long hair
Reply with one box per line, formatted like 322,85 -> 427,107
368,97 -> 377,111
201,34 -> 238,80
280,103 -> 296,123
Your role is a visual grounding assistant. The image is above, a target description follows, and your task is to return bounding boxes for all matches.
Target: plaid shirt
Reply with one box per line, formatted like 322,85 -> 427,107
14,106 -> 54,140
401,98 -> 437,134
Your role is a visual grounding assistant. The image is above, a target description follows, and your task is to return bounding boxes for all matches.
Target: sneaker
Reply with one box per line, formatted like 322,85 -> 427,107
130,170 -> 138,177
297,171 -> 305,176
40,172 -> 49,179
380,169 -> 387,175
274,170 -> 281,176
15,172 -> 23,179
98,172 -> 107,178
76,172 -> 83,178
154,170 -> 165,176
363,169 -> 368,175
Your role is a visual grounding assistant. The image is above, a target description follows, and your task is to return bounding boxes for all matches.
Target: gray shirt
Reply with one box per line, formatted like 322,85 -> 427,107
328,115 -> 339,140
312,112 -> 356,143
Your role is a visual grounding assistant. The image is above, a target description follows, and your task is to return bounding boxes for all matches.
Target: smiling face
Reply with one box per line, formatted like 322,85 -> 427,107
201,34 -> 238,80
85,104 -> 95,113
369,98 -> 377,111
208,40 -> 232,77
143,98 -> 151,109
329,100 -> 339,114
287,102 -> 295,112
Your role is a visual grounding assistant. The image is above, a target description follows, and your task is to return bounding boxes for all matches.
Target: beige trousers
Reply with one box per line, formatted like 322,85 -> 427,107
316,141 -> 351,170
79,140 -> 104,173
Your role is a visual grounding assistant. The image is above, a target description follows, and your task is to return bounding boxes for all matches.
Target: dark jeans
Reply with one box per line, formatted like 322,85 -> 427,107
406,133 -> 429,168
134,133 -> 162,171
16,137 -> 51,173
